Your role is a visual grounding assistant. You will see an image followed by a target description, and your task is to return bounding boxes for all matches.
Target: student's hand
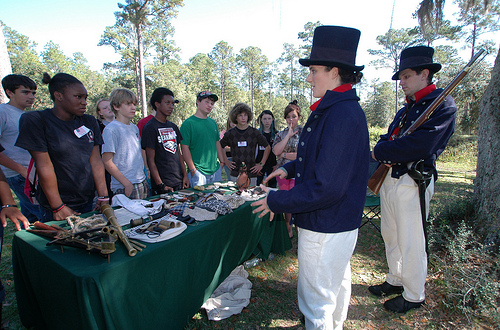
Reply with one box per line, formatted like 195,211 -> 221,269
264,168 -> 286,184
250,163 -> 263,174
94,198 -> 110,211
124,181 -> 134,197
251,185 -> 274,221
162,185 -> 174,193
227,161 -> 237,170
182,175 -> 190,189
53,205 -> 80,221
0,206 -> 29,231
286,124 -> 297,139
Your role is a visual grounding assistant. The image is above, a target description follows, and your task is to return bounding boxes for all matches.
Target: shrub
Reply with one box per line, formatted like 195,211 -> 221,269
429,191 -> 500,327
434,221 -> 500,326
429,195 -> 477,252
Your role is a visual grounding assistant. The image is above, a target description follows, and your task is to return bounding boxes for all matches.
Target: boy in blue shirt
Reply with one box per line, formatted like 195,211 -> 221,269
102,88 -> 149,199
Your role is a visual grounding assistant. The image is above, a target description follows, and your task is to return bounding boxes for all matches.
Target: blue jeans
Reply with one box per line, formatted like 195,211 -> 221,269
6,174 -> 41,223
40,199 -> 94,223
223,157 -> 232,179
188,167 -> 222,187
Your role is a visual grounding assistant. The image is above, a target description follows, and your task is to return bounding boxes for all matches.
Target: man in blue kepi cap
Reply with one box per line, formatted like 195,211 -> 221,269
370,46 -> 457,313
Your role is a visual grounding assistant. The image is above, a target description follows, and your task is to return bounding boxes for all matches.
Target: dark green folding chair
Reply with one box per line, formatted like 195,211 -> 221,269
360,193 -> 381,233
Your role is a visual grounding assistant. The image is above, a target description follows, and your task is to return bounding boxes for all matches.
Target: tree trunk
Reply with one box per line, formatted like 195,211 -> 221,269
474,48 -> 500,244
221,74 -> 225,113
136,24 -> 147,118
135,58 -> 140,104
251,77 -> 255,126
0,25 -> 12,103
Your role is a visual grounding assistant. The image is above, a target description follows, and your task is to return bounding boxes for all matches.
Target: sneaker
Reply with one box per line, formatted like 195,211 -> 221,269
368,281 -> 404,296
384,295 -> 424,313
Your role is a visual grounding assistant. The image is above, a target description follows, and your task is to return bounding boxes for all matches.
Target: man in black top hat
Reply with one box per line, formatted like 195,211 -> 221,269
369,46 -> 457,313
252,25 -> 369,328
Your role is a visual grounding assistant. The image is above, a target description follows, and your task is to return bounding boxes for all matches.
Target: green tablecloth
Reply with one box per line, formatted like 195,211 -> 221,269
12,202 -> 291,330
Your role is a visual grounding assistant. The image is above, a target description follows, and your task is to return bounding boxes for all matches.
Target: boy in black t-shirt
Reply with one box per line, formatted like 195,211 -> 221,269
220,103 -> 271,187
142,88 -> 189,195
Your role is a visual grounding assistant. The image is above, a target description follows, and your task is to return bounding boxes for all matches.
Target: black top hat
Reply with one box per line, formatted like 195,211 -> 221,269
392,46 -> 442,80
299,26 -> 364,72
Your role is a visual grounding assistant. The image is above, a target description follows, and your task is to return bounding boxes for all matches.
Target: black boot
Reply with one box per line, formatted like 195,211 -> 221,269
368,281 -> 404,296
384,295 -> 424,313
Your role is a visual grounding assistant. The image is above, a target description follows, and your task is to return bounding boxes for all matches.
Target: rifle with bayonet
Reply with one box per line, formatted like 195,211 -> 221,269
368,49 -> 486,194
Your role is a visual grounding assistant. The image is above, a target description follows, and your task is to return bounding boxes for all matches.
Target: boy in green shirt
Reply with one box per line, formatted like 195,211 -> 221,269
180,91 -> 225,186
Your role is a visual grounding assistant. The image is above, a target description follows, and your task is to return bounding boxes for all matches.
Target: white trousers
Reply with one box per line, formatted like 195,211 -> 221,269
297,228 -> 358,330
380,170 -> 434,302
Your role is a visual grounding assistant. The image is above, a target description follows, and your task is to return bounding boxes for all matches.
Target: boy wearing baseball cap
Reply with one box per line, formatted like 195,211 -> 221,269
180,91 -> 225,186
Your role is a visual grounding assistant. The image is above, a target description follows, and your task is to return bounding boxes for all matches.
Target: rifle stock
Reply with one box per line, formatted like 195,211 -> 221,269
368,49 -> 485,194
367,165 -> 389,195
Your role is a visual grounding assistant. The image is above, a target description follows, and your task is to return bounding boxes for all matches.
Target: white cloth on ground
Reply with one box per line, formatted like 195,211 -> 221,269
201,265 -> 252,321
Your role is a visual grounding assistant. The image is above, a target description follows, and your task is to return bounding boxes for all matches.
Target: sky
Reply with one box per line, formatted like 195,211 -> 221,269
0,0 -> 492,82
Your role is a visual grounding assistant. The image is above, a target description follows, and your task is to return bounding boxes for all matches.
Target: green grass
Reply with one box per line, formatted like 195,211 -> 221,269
2,134 -> 496,329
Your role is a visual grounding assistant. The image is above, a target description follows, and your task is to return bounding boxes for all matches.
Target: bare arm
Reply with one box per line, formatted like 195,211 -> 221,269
89,146 -> 109,208
181,144 -> 196,176
273,135 -> 289,156
251,145 -> 271,174
102,152 -> 133,197
178,147 -> 190,188
273,126 -> 296,156
281,152 -> 297,162
0,169 -> 29,230
216,141 -> 225,166
0,152 -> 27,178
142,149 -> 149,179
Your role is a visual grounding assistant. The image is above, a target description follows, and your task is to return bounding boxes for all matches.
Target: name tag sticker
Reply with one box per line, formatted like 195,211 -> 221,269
74,125 -> 90,138
237,141 -> 247,147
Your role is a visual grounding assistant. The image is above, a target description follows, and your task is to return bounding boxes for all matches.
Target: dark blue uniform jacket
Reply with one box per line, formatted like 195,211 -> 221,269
267,89 -> 370,234
373,88 -> 457,179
